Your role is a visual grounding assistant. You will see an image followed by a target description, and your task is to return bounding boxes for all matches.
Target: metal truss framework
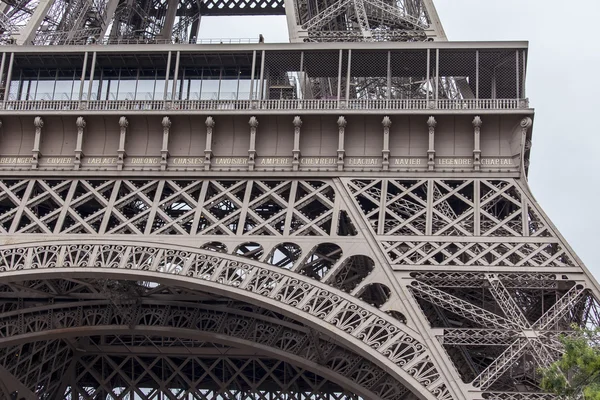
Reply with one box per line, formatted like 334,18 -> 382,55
0,175 -> 596,399
0,0 -> 445,44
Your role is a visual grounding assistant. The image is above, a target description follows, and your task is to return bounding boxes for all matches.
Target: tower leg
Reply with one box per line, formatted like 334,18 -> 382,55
15,0 -> 57,45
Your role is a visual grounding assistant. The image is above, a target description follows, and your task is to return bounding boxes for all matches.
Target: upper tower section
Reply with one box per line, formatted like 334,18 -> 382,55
0,0 -> 446,45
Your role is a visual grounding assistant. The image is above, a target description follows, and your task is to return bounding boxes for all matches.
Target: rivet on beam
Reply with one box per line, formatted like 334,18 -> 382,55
427,116 -> 436,171
248,116 -> 258,171
382,116 -> 391,171
117,116 -> 128,171
32,116 -> 43,170
292,116 -> 302,171
161,116 -> 171,171
204,116 -> 215,171
337,116 -> 347,172
74,116 -> 86,170
472,116 -> 482,171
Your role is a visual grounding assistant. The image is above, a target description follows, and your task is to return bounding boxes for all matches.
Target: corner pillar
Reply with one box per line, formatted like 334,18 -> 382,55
427,116 -> 436,171
472,116 -> 482,171
337,116 -> 346,171
382,116 -> 391,171
248,116 -> 258,171
32,116 -> 43,169
161,116 -> 171,170
117,116 -> 128,170
74,116 -> 86,169
204,116 -> 214,171
292,116 -> 302,171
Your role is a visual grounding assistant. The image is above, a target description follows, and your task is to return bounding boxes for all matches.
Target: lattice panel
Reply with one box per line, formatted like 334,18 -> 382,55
383,241 -> 577,267
70,355 -> 361,399
0,339 -> 72,397
0,179 -> 356,237
346,178 -> 562,239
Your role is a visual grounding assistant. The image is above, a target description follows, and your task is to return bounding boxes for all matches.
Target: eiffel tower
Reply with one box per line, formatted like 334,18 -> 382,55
0,0 -> 596,398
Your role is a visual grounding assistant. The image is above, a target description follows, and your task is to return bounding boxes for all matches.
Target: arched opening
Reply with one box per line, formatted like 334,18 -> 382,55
0,278 -> 410,400
358,283 -> 391,308
0,241 -> 444,400
234,242 -> 264,260
201,241 -> 228,253
299,243 -> 343,279
266,242 -> 302,269
329,255 -> 374,292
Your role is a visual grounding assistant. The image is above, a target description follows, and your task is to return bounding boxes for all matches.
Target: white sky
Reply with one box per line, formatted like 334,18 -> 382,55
198,0 -> 600,278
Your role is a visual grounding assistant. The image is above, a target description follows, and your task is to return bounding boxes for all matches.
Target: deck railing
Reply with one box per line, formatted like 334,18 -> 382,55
0,98 -> 530,112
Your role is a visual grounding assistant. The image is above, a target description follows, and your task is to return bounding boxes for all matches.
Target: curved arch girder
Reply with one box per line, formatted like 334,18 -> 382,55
0,300 -> 409,399
0,240 -> 453,400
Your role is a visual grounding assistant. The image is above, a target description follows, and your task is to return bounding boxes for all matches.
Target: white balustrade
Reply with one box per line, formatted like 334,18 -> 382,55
0,98 -> 529,112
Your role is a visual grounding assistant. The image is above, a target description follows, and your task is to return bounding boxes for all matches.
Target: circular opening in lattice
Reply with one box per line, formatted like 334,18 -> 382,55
201,241 -> 228,253
358,283 -> 391,308
234,242 -> 264,260
266,242 -> 302,269
298,243 -> 342,280
329,255 -> 374,292
386,310 -> 407,324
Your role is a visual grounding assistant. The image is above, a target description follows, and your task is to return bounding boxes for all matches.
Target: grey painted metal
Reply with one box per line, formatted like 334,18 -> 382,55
0,0 -> 595,399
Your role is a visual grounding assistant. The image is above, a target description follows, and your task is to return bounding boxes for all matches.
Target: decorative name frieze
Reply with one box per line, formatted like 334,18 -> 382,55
300,157 -> 337,166
0,157 -> 33,164
212,157 -> 249,166
436,158 -> 473,166
43,157 -> 73,164
85,157 -> 118,165
128,157 -> 161,165
171,157 -> 205,165
257,157 -> 292,166
0,153 -> 516,171
391,158 -> 424,166
481,158 -> 514,166
346,158 -> 381,167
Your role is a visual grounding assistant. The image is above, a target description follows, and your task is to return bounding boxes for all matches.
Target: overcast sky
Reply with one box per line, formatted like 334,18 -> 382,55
198,0 -> 600,278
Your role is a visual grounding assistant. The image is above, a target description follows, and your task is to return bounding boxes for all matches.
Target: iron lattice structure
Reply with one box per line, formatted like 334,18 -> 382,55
0,0 -> 445,44
0,0 -> 596,399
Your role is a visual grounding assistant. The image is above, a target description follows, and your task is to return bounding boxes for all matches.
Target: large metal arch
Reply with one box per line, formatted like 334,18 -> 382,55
0,239 -> 451,400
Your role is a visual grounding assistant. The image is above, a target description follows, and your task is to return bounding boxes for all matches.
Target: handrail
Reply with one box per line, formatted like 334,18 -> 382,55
0,98 -> 530,112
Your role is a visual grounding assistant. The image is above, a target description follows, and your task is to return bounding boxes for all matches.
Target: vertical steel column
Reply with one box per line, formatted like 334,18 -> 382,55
86,51 -> 97,102
133,68 -> 140,101
258,50 -> 266,101
475,50 -> 479,100
426,49 -> 430,103
435,48 -> 439,103
159,0 -> 179,40
163,51 -> 172,102
15,0 -> 56,44
171,50 -> 181,103
249,50 -> 257,101
345,49 -> 352,104
217,67 -> 222,101
0,52 -> 6,102
299,51 -> 304,100
78,52 -> 89,103
336,49 -> 343,104
515,50 -> 520,100
522,50 -> 527,99
387,51 -> 391,101
2,52 -> 14,106
52,69 -> 59,100
236,67 -> 241,100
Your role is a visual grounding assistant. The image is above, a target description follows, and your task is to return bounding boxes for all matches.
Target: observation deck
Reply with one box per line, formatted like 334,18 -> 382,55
0,41 -> 530,115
